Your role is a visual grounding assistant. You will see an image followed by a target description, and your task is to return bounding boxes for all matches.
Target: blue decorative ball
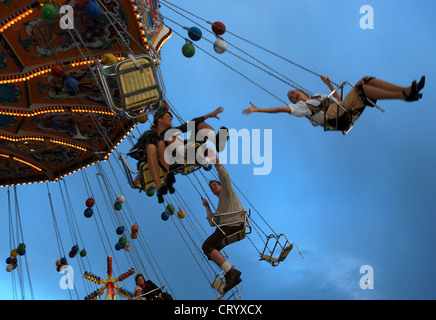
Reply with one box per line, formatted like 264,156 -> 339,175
85,1 -> 101,19
84,207 -> 93,218
64,77 -> 79,91
116,226 -> 124,235
188,27 -> 202,41
161,211 -> 169,221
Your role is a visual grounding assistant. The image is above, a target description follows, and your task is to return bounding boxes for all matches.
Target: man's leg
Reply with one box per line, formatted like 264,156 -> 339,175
202,230 -> 242,293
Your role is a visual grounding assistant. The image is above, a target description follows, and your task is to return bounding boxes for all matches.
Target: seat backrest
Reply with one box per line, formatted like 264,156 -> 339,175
117,57 -> 161,110
221,228 -> 247,246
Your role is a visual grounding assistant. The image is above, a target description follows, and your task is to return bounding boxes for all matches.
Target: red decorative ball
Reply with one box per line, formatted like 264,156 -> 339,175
51,63 -> 64,77
131,224 -> 139,233
86,198 -> 95,207
212,21 -> 226,35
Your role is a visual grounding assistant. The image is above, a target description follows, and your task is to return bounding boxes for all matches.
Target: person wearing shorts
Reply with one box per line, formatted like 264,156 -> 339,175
242,75 -> 425,129
201,156 -> 244,294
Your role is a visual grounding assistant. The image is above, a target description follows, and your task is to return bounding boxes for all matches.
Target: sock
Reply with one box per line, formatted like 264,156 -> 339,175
220,261 -> 232,274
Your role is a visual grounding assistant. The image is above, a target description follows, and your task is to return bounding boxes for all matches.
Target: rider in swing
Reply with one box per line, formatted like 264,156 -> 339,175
243,75 -> 425,130
130,106 -> 229,203
201,151 -> 245,294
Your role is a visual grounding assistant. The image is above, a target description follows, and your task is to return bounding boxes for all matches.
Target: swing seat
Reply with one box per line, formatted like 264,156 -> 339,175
259,233 -> 303,267
211,209 -> 252,246
119,142 -> 203,192
259,244 -> 293,264
321,81 -> 383,135
211,275 -> 226,295
137,141 -> 203,191
211,271 -> 242,300
95,53 -> 165,120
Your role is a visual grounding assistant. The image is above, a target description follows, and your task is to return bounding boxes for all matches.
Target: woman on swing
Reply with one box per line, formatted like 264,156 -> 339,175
131,106 -> 229,203
242,75 -> 425,130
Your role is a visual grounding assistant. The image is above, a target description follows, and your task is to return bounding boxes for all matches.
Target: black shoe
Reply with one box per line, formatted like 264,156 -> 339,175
403,81 -> 420,102
168,185 -> 175,194
165,173 -> 175,194
223,267 -> 242,293
417,75 -> 425,92
157,183 -> 168,196
215,127 -> 229,152
157,194 -> 164,204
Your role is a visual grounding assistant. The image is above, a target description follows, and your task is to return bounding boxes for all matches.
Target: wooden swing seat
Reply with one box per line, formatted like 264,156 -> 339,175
95,52 -> 165,119
259,244 -> 293,264
117,57 -> 161,110
211,209 -> 252,247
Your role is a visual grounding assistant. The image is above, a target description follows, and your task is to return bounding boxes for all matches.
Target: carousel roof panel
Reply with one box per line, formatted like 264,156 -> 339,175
0,0 -> 171,186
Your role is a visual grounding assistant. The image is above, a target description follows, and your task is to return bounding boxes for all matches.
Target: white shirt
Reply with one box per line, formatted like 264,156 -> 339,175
288,94 -> 331,127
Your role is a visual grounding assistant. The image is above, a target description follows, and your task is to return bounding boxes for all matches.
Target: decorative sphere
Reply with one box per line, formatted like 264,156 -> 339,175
69,251 -> 76,258
118,236 -> 127,247
145,188 -> 155,197
182,42 -> 195,58
213,38 -> 227,54
41,3 -> 58,20
56,259 -> 62,267
6,257 -> 11,264
80,249 -> 87,257
64,77 -> 79,91
6,265 -> 14,272
85,198 -> 95,207
10,249 -> 17,257
203,163 -> 213,171
130,232 -> 138,239
101,53 -> 117,65
85,1 -> 101,19
71,245 -> 79,254
131,224 -> 139,233
166,203 -> 175,214
84,207 -> 93,218
188,26 -> 202,41
76,0 -> 90,4
161,211 -> 169,221
212,21 -> 226,35
124,243 -> 131,251
114,201 -> 122,211
177,210 -> 185,219
137,114 -> 148,124
51,64 -> 64,77
115,243 -> 122,251
17,243 -> 26,255
116,226 -> 125,235
116,195 -> 125,204
60,257 -> 67,265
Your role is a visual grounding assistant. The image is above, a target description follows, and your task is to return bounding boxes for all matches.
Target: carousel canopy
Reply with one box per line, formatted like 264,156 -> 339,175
0,0 -> 171,186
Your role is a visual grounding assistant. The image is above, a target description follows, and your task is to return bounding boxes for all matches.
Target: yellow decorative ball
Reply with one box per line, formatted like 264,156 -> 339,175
177,210 -> 185,219
101,53 -> 117,65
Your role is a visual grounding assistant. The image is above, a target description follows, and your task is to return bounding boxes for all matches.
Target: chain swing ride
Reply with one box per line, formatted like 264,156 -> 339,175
0,0 -> 321,300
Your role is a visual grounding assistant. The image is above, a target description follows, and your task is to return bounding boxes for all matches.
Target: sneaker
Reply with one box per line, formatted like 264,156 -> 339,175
223,267 -> 242,293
